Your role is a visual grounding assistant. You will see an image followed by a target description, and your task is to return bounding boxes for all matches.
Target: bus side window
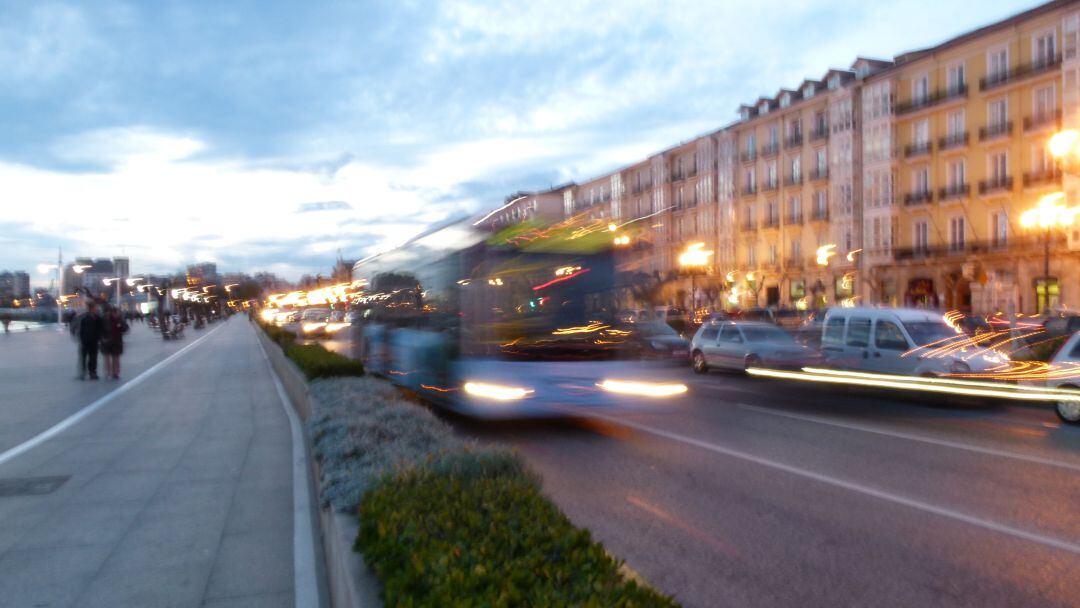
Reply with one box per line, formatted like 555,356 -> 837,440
823,317 -> 845,343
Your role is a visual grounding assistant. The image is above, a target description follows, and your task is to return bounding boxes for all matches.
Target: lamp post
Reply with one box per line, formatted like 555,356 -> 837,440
678,242 -> 714,315
1020,191 -> 1078,312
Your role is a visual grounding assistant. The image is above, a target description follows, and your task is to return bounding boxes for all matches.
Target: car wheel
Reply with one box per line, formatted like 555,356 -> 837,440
692,351 -> 708,374
744,354 -> 762,373
1055,386 -> 1080,425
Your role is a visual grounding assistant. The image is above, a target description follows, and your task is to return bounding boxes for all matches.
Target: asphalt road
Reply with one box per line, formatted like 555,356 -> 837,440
450,367 -> 1080,607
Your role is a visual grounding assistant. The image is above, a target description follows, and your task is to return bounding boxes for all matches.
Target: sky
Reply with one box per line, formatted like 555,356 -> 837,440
0,0 -> 1042,286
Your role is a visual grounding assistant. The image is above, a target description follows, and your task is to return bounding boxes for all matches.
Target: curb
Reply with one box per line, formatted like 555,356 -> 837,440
257,329 -> 383,608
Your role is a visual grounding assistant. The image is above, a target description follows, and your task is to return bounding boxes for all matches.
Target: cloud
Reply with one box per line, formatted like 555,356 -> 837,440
296,201 -> 352,213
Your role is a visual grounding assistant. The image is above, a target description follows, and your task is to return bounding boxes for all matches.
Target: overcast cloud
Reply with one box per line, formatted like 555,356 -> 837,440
0,0 -> 1038,284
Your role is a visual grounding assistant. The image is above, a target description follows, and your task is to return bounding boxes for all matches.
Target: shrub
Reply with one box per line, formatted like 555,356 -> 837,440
260,322 -> 297,349
357,451 -> 678,608
285,343 -> 364,379
308,377 -> 464,511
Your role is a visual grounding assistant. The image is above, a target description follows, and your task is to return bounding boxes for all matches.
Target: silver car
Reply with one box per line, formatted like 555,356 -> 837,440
691,321 -> 821,373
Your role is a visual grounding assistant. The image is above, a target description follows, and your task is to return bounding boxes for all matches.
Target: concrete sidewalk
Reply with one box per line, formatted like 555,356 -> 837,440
0,320 -> 303,608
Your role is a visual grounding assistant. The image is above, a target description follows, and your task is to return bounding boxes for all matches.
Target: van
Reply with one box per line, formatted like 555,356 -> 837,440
820,307 -> 1007,376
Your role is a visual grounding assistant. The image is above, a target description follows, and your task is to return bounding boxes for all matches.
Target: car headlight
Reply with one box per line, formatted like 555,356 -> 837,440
463,382 -> 533,401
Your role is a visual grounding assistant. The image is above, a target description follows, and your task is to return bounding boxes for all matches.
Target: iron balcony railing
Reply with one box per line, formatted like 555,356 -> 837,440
980,55 -> 1062,91
904,141 -> 933,158
979,121 -> 1013,141
904,190 -> 933,206
784,133 -> 803,148
760,142 -> 780,157
938,132 -> 969,151
894,84 -> 968,115
938,183 -> 970,200
1023,109 -> 1062,131
978,175 -> 1013,194
1022,168 -> 1063,187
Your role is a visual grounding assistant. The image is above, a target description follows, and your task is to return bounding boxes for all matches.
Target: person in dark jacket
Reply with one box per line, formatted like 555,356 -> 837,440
74,302 -> 106,380
100,306 -> 129,380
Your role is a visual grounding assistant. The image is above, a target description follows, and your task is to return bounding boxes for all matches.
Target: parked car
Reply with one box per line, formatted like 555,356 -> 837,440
615,321 -> 691,362
1042,313 -> 1080,338
300,307 -> 332,336
819,307 -> 1008,376
1045,331 -> 1080,424
691,321 -> 821,373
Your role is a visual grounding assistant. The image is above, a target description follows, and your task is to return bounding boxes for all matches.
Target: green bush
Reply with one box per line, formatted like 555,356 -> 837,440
357,451 -> 678,608
261,322 -> 297,348
286,343 -> 364,379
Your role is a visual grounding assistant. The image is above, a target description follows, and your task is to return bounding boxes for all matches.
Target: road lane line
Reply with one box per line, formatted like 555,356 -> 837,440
0,323 -> 226,468
738,403 -> 1080,473
256,329 -> 322,608
584,411 -> 1080,556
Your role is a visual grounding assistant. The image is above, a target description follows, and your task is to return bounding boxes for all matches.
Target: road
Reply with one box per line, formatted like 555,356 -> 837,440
451,367 -> 1080,607
0,320 -> 317,608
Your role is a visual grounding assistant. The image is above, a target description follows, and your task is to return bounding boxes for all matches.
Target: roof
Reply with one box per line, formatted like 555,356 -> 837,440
824,307 -> 947,322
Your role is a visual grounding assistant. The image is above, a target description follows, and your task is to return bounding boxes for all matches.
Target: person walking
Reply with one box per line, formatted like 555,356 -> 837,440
100,306 -> 129,380
1,311 -> 11,333
73,302 -> 106,380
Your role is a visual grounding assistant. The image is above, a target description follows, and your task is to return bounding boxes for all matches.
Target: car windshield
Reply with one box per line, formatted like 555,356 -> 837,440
902,321 -> 958,346
740,326 -> 794,343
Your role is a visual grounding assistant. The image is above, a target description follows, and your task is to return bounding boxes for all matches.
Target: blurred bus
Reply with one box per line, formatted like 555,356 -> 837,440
351,217 -> 688,417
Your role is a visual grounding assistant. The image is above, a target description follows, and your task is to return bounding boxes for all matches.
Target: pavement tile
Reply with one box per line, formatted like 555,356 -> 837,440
203,529 -> 293,600
77,562 -> 213,608
70,471 -> 164,504
17,500 -> 143,549
202,590 -> 292,608
223,485 -> 292,535
0,544 -> 111,608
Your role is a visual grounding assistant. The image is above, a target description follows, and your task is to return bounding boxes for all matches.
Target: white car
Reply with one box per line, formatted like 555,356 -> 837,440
1046,331 -> 1080,424
691,321 -> 821,373
820,307 -> 1007,377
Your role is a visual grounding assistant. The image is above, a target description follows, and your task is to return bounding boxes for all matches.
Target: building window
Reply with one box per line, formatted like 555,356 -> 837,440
914,220 -> 929,252
790,156 -> 801,180
815,148 -> 827,174
768,125 -> 779,147
769,243 -> 778,265
1034,85 -> 1056,121
947,63 -> 966,93
947,160 -> 966,188
949,216 -> 965,251
947,109 -> 965,137
1033,143 -> 1052,173
987,47 -> 1009,81
988,98 -> 1008,128
913,167 -> 930,194
1034,31 -> 1056,66
767,161 -> 778,187
787,195 -> 802,221
767,199 -> 779,224
991,212 -> 1008,247
989,151 -> 1008,182
814,191 -> 827,217
747,244 -> 757,266
913,119 -> 929,146
791,239 -> 802,262
912,74 -> 929,103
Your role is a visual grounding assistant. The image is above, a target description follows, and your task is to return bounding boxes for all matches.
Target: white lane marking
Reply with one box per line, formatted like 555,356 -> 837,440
0,323 -> 226,468
257,331 -> 321,608
584,411 -> 1080,556
738,403 -> 1080,473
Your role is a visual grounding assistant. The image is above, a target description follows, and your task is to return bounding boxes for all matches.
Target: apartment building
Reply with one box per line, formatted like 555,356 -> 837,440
862,0 -> 1080,314
473,187 -> 567,231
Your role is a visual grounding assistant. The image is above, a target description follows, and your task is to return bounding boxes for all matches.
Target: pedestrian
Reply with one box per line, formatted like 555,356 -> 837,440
100,306 -> 129,380
1,311 -> 11,333
73,301 -> 106,380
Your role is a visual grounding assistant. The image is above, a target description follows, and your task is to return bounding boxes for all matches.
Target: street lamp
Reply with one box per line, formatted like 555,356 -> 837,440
102,277 -> 124,309
678,242 -> 714,314
1020,191 -> 1079,312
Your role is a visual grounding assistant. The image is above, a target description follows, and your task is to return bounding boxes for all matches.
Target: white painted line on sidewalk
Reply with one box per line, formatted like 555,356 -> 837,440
738,403 -> 1080,473
257,332 -> 322,608
0,323 -> 226,468
584,411 -> 1080,556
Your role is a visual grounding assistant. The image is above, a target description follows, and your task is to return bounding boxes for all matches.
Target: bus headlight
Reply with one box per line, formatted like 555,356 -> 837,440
463,382 -> 534,401
596,379 -> 688,398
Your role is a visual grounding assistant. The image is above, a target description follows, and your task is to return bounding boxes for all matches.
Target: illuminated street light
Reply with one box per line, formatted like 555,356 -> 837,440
846,248 -> 862,263
816,244 -> 837,266
1021,191 -> 1079,312
678,242 -> 714,313
126,277 -> 143,287
1048,129 -> 1079,160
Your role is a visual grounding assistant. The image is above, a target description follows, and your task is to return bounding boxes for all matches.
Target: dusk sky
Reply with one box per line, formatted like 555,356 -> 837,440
1,0 -> 1040,285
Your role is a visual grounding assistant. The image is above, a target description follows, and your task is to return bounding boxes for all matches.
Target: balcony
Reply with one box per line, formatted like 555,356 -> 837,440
742,184 -> 758,196
784,174 -> 803,187
810,167 -> 828,181
1023,110 -> 1062,132
1023,168 -> 1063,187
741,150 -> 757,163
894,84 -> 968,115
811,207 -> 829,221
938,183 -> 970,200
810,125 -> 829,142
784,133 -> 803,148
741,221 -> 758,232
979,121 -> 1013,141
786,213 -> 804,225
761,179 -> 779,192
786,258 -> 805,270
904,190 -> 933,206
980,55 -> 1061,92
977,175 -> 1013,194
764,216 -> 780,228
760,142 -> 780,157
904,141 -> 933,158
893,237 -> 1044,261
938,132 -> 969,151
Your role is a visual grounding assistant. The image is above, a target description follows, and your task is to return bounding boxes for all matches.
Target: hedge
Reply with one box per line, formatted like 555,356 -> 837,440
285,343 -> 365,379
357,450 -> 679,608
